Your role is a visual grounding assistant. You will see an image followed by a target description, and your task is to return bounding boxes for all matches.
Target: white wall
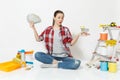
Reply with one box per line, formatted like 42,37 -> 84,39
0,0 -> 119,61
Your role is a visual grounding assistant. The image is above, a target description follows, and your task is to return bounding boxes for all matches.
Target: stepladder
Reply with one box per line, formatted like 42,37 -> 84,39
86,26 -> 120,68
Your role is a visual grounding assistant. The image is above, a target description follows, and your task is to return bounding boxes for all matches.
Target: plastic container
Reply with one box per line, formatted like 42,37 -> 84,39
0,61 -> 21,72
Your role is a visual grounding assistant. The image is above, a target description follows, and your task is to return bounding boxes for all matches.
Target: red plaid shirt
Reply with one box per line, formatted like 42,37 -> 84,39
39,26 -> 73,57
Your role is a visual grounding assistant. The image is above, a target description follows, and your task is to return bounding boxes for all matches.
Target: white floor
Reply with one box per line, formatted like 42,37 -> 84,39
0,60 -> 120,80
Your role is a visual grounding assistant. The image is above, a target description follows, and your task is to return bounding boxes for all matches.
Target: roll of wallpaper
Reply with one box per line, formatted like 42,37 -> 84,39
27,13 -> 41,24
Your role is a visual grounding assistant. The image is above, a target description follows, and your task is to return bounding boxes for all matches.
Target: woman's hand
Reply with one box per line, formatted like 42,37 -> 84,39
29,21 -> 35,29
71,32 -> 90,46
79,32 -> 90,37
28,21 -> 40,42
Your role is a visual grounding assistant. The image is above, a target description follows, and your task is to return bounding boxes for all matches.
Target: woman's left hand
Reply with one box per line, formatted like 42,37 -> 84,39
79,32 -> 90,37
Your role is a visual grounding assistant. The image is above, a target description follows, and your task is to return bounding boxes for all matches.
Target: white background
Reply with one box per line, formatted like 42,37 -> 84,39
0,0 -> 120,61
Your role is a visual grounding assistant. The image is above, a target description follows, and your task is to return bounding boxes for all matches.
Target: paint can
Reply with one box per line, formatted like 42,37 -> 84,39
108,61 -> 117,73
100,32 -> 108,41
25,50 -> 34,68
100,61 -> 108,71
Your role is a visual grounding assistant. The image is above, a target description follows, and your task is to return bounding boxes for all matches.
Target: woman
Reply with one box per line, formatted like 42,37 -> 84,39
29,10 -> 88,69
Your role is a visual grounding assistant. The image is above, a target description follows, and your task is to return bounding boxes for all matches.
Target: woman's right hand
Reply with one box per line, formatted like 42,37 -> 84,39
29,21 -> 40,42
29,21 -> 35,29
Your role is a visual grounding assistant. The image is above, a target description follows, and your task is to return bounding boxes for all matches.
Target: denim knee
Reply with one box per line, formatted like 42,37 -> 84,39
34,52 -> 43,61
34,52 -> 53,64
73,60 -> 81,69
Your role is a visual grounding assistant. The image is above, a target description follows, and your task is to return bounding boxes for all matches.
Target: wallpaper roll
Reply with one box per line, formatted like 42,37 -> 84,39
27,13 -> 41,24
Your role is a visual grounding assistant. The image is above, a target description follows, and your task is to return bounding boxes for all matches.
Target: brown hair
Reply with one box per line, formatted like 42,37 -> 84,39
52,10 -> 64,26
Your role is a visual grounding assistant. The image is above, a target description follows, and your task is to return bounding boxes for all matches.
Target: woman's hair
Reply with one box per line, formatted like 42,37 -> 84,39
52,10 -> 64,26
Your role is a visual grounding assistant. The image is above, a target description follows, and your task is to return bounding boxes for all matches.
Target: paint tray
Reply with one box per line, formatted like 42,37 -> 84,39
0,61 -> 21,72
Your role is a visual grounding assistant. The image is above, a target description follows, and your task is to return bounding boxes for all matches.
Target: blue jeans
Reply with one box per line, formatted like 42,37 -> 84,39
35,52 -> 81,70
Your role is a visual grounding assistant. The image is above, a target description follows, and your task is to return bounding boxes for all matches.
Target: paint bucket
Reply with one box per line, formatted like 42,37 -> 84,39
100,61 -> 108,71
25,50 -> 34,68
100,32 -> 108,40
108,61 -> 117,73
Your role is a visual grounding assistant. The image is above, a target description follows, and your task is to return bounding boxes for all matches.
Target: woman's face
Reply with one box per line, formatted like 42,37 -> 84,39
54,13 -> 64,26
